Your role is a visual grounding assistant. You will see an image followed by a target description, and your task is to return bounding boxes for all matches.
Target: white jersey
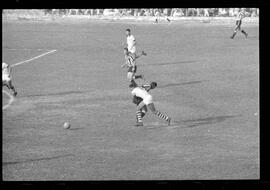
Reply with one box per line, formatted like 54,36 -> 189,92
2,62 -> 11,82
237,11 -> 246,21
2,62 -> 10,76
127,34 -> 136,54
131,87 -> 153,105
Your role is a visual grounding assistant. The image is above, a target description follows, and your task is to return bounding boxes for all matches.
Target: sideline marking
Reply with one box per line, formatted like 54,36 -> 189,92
3,48 -> 52,51
3,49 -> 57,110
11,49 -> 57,67
2,90 -> 15,110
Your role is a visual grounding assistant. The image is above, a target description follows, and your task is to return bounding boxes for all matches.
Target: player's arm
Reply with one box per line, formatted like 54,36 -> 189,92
129,37 -> 136,50
142,82 -> 157,91
121,62 -> 128,68
142,84 -> 152,92
135,51 -> 147,59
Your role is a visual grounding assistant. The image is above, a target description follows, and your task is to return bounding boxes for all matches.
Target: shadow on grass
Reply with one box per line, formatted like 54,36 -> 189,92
158,80 -> 207,88
68,127 -> 84,131
23,90 -> 84,98
143,115 -> 240,130
181,115 -> 240,128
140,60 -> 201,67
2,154 -> 73,166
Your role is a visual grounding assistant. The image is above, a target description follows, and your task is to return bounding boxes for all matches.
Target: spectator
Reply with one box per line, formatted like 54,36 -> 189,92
172,8 -> 184,17
218,8 -> 227,16
196,8 -> 202,16
229,8 -> 234,17
204,9 -> 209,17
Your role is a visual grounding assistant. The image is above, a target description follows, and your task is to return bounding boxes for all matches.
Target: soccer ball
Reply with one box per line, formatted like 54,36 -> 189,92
63,122 -> 71,129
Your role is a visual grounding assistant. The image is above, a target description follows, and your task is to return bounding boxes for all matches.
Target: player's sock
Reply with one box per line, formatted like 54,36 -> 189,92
241,30 -> 248,38
155,111 -> 169,121
231,32 -> 236,39
136,110 -> 143,123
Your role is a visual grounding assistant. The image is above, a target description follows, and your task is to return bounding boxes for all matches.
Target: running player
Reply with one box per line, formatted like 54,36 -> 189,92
230,8 -> 248,39
129,80 -> 171,126
2,62 -> 17,97
121,47 -> 146,82
132,82 -> 155,122
125,28 -> 136,56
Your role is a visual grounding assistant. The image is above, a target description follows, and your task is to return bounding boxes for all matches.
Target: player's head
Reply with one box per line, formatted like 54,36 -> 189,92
150,82 -> 157,89
124,47 -> 129,55
126,28 -> 131,36
241,8 -> 246,11
129,80 -> 138,89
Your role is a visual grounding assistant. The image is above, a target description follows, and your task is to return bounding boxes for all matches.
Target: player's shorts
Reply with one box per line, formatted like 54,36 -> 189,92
143,95 -> 153,105
132,96 -> 148,112
127,65 -> 137,73
132,95 -> 143,105
2,74 -> 11,83
129,47 -> 136,54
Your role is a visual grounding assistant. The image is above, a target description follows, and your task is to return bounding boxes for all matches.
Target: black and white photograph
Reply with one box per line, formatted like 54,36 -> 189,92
2,8 -> 259,181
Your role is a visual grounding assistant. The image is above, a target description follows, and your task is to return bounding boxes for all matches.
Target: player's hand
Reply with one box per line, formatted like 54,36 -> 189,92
121,64 -> 126,68
142,51 -> 147,56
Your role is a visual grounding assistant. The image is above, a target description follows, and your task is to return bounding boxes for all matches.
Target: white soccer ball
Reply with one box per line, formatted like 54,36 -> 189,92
63,122 -> 71,129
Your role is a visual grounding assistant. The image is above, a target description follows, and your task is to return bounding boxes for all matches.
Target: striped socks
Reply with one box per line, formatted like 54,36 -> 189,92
136,110 -> 142,123
155,111 -> 169,121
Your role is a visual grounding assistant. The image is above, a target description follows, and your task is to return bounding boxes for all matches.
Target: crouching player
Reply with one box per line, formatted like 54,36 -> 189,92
130,81 -> 171,126
121,47 -> 147,82
2,62 -> 17,97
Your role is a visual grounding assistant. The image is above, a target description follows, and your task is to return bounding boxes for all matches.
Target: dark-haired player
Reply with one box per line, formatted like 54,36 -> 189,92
125,28 -> 136,56
231,8 -> 248,39
121,47 -> 146,82
130,81 -> 171,126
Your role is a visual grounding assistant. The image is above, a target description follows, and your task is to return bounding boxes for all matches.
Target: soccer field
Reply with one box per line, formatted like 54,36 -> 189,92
2,20 -> 259,180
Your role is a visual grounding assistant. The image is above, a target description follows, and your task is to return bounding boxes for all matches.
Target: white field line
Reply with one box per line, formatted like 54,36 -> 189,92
11,49 -> 57,67
4,48 -> 52,51
2,89 -> 15,110
3,49 -> 57,110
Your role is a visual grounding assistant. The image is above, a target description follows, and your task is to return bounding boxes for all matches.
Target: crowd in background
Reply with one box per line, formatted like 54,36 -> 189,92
44,8 -> 259,17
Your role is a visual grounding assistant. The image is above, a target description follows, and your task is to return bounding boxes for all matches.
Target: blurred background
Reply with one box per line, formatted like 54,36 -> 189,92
3,8 -> 259,17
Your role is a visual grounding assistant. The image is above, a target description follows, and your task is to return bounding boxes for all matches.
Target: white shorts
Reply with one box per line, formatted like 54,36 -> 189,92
128,47 -> 136,54
2,74 -> 11,83
143,95 -> 153,105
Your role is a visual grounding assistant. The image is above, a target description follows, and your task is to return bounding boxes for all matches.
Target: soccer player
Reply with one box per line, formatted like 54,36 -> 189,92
121,47 -> 146,82
2,62 -> 17,97
230,8 -> 248,39
125,28 -> 137,56
129,80 -> 171,126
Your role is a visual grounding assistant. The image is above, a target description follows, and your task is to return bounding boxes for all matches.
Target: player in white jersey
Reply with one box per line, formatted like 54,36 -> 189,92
129,80 -> 171,126
2,62 -> 17,96
125,28 -> 137,56
231,8 -> 248,39
121,47 -> 146,82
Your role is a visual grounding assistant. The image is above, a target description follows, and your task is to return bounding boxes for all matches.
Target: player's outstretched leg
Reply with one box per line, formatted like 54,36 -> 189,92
148,103 -> 171,126
231,31 -> 237,39
8,81 -> 17,97
241,30 -> 248,38
4,80 -> 17,97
